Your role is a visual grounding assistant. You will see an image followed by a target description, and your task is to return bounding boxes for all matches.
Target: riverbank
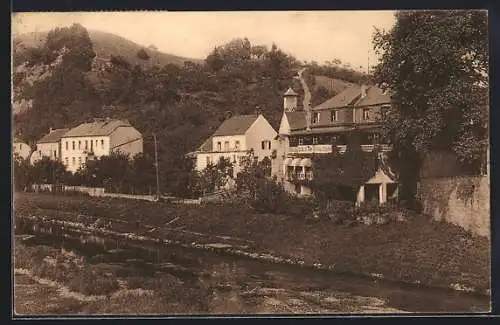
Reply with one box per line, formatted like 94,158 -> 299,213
13,192 -> 491,296
13,238 -> 214,315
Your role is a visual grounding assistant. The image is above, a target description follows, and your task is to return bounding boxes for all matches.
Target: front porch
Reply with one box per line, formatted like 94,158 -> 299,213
282,156 -> 398,205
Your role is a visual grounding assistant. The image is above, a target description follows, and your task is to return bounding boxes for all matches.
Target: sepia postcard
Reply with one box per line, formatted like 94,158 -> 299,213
11,10 -> 491,317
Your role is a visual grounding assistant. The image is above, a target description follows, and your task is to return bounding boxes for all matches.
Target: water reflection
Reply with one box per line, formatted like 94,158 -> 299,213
15,220 -> 489,314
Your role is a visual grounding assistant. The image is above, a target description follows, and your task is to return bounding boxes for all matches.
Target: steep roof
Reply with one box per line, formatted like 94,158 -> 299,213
212,115 -> 259,137
313,86 -> 362,110
354,86 -> 391,107
313,85 -> 391,110
37,128 -> 69,144
63,119 -> 132,138
284,87 -> 298,96
285,111 -> 307,131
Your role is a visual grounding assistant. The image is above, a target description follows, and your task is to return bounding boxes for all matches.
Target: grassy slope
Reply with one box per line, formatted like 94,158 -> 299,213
314,75 -> 354,93
14,192 -> 491,294
14,30 -> 203,68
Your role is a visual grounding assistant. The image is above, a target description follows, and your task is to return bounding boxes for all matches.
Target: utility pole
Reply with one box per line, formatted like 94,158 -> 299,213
153,133 -> 160,201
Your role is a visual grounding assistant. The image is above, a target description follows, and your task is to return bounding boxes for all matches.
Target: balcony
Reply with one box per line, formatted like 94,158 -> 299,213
289,144 -> 334,154
288,144 -> 391,154
286,170 -> 314,181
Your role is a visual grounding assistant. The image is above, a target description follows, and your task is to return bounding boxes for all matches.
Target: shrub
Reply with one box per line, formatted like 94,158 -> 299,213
68,270 -> 120,296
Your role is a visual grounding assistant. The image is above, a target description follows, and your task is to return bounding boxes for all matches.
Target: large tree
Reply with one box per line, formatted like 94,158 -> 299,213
372,10 -> 488,200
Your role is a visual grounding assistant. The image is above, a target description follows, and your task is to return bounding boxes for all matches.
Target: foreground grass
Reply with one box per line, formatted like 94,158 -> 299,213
14,192 -> 491,294
13,239 -> 212,315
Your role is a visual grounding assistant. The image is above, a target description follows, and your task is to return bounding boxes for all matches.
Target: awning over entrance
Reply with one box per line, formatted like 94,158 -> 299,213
291,158 -> 302,166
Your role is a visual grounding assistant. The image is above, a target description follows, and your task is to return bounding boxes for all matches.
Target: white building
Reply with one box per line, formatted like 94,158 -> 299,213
189,114 -> 278,177
60,118 -> 143,173
31,128 -> 69,164
12,137 -> 31,160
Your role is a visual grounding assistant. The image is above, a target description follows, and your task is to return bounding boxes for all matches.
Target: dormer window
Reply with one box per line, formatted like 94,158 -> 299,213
330,109 -> 339,122
312,112 -> 320,124
363,108 -> 370,120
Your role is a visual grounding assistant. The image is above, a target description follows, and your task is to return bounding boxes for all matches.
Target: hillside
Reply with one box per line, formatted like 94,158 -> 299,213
314,75 -> 354,95
14,30 -> 202,68
12,24 -> 370,196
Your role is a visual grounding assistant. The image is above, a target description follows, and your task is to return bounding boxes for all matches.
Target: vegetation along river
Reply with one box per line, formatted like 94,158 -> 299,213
14,220 -> 489,315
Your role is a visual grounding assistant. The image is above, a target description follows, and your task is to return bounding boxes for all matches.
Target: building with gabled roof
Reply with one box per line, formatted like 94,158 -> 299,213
274,83 -> 397,205
60,118 -> 143,173
189,114 -> 277,177
31,128 -> 69,164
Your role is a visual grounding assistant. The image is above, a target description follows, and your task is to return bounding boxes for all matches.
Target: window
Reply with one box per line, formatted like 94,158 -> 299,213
72,157 -> 76,165
72,141 -> 75,150
232,155 -> 236,163
298,137 -> 304,145
261,140 -> 271,150
217,142 -> 222,151
65,157 -> 68,165
369,133 -> 380,144
78,157 -> 81,165
312,136 -> 318,145
206,156 -> 211,165
363,108 -> 370,120
330,109 -> 339,122
53,150 -> 57,157
101,139 -> 104,149
312,112 -> 320,124
90,139 -> 93,151
85,140 -> 88,150
85,157 -> 88,162
78,140 -> 81,149
224,141 -> 229,151
235,140 -> 240,150
65,141 -> 68,150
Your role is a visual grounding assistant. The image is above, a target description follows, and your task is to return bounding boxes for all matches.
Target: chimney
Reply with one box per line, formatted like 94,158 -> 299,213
361,85 -> 368,98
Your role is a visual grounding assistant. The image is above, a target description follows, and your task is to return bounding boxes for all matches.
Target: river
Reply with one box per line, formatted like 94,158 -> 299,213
14,222 -> 489,315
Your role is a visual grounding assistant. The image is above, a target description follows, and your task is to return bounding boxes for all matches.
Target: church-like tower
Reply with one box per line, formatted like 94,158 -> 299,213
283,87 -> 298,112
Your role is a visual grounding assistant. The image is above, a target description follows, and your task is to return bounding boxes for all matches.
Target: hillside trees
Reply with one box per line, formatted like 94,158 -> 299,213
373,10 -> 488,200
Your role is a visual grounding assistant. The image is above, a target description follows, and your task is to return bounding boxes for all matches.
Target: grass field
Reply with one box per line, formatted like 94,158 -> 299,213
13,192 -> 491,294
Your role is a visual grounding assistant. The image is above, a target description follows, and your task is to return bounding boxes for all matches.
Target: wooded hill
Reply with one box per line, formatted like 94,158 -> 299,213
12,24 -> 368,195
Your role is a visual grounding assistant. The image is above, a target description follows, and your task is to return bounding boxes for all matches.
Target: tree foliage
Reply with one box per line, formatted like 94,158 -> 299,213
310,132 -> 380,201
373,10 -> 488,199
136,48 -> 150,61
12,25 -> 372,197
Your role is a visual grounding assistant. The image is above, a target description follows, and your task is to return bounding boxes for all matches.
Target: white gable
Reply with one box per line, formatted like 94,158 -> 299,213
366,168 -> 396,184
278,113 -> 290,135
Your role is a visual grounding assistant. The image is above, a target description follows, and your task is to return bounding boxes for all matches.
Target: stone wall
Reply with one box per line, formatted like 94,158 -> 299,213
418,176 -> 490,238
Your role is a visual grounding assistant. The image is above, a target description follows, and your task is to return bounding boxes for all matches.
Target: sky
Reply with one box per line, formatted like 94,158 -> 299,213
12,11 -> 397,71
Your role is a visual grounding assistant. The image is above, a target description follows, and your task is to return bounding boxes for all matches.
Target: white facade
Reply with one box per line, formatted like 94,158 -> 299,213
13,141 -> 31,160
31,142 -> 60,164
194,114 -> 278,177
61,124 -> 143,173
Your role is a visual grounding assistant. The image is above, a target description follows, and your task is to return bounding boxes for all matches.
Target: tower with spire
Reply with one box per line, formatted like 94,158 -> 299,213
283,87 -> 298,112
